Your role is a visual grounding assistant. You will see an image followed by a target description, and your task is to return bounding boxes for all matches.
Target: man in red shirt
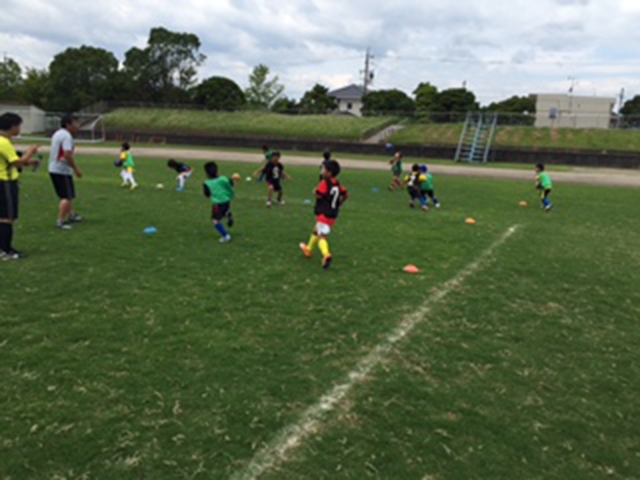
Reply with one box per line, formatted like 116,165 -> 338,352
299,160 -> 348,270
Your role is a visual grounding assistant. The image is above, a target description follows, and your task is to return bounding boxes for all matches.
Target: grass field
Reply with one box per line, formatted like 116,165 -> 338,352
105,109 -> 396,141
390,123 -> 640,152
2,156 -> 639,479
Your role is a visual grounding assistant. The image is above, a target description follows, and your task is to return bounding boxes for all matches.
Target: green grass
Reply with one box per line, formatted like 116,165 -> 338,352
391,123 -> 640,152
105,109 -> 396,141
2,157 -> 640,479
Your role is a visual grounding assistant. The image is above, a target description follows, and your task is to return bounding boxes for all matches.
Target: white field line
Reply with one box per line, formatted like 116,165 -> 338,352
231,225 -> 520,480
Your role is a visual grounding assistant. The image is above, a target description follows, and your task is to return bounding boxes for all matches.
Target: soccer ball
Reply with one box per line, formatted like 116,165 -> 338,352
246,176 -> 252,182
519,201 -> 528,208
156,183 -> 165,190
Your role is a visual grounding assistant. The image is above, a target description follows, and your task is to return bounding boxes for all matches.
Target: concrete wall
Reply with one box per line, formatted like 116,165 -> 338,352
535,95 -> 615,129
0,105 -> 46,134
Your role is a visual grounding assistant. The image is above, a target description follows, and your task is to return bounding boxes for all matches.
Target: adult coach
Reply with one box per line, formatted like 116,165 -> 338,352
0,113 -> 41,260
49,114 -> 83,229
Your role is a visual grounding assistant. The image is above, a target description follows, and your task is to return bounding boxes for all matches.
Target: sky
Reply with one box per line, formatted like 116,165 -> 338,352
3,0 -> 640,107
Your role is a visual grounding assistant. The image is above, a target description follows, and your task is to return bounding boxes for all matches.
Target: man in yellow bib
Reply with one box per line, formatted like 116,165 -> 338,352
0,113 -> 41,260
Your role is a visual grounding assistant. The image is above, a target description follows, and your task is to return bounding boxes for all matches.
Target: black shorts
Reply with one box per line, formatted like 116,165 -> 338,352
268,180 -> 283,192
0,181 -> 19,220
50,173 -> 76,200
542,189 -> 552,200
408,187 -> 423,200
211,202 -> 231,221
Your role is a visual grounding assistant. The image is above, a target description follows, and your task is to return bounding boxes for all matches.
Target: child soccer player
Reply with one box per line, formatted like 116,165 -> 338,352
167,159 -> 194,192
118,142 -> 138,190
203,162 -> 236,244
405,164 -> 429,212
254,145 -> 275,182
419,165 -> 441,208
264,151 -> 292,207
389,151 -> 404,190
535,163 -> 554,212
299,160 -> 348,270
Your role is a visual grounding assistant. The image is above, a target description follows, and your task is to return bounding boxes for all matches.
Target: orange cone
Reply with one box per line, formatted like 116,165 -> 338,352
403,264 -> 420,274
465,218 -> 477,225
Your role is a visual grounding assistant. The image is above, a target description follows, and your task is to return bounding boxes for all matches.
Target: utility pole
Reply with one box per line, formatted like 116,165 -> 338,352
362,48 -> 374,94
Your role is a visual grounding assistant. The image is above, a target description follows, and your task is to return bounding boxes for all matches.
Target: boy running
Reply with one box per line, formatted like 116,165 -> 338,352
168,159 -> 194,192
119,142 -> 138,190
299,160 -> 349,270
535,163 -> 554,212
389,151 -> 404,190
405,164 -> 429,212
419,165 -> 441,208
254,145 -> 275,182
264,151 -> 292,207
203,162 -> 236,244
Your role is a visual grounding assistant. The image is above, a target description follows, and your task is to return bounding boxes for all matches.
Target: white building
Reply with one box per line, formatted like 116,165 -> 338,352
534,94 -> 615,130
329,84 -> 365,117
0,103 -> 46,134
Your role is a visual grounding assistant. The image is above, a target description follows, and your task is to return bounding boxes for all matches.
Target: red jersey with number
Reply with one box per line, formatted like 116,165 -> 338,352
315,178 -> 348,226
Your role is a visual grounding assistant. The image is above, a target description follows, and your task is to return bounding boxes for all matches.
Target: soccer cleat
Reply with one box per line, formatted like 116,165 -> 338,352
421,206 -> 430,213
435,203 -> 441,209
227,212 -> 234,228
1,250 -> 24,261
278,200 -> 286,206
322,255 -> 333,270
176,187 -> 185,192
545,204 -> 554,212
299,243 -> 312,258
219,235 -> 232,244
266,201 -> 272,208
56,222 -> 72,230
7,249 -> 27,259
130,184 -> 139,191
68,214 -> 83,223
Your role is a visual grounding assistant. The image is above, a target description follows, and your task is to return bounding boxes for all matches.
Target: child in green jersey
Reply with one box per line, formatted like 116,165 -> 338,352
203,162 -> 235,243
118,142 -> 138,190
388,151 -> 404,191
419,165 -> 440,208
535,163 -> 554,212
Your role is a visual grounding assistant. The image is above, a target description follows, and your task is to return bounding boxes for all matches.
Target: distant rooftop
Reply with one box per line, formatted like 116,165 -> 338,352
329,84 -> 365,100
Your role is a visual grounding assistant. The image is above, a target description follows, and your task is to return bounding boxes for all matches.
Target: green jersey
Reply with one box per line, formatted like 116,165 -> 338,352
537,172 -> 553,190
204,177 -> 235,205
265,150 -> 275,163
120,151 -> 135,169
392,161 -> 403,175
421,173 -> 434,191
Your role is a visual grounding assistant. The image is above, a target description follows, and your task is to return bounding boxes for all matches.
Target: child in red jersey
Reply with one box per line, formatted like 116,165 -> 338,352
299,160 -> 348,270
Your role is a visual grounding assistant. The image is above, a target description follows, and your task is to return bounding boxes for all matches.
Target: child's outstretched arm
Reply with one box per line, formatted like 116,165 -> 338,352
203,184 -> 212,199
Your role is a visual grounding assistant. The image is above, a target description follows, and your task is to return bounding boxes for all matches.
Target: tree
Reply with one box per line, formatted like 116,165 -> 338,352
361,89 -> 415,116
621,96 -> 640,117
245,64 -> 285,109
123,27 -> 206,102
414,82 -> 439,116
192,76 -> 246,111
431,88 -> 479,122
298,84 -> 337,114
48,46 -> 120,111
484,95 -> 535,114
271,96 -> 299,114
19,68 -> 51,109
0,57 -> 22,100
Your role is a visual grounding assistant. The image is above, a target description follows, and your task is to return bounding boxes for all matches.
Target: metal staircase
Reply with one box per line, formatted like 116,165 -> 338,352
454,112 -> 498,163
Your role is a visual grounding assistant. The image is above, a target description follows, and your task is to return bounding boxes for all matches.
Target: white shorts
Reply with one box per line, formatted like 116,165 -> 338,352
315,222 -> 332,237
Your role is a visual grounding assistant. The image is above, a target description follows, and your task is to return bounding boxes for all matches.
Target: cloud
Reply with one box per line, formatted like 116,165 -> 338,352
3,0 -> 640,104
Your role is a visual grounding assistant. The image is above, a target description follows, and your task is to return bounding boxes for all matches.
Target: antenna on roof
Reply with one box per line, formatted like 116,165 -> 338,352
362,48 -> 374,94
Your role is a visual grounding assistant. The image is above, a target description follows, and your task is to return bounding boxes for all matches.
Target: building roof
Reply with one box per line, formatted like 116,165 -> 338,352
329,84 -> 365,100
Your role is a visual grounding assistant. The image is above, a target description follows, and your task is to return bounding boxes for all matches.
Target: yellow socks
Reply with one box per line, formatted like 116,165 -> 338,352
308,235 -> 319,252
318,238 -> 331,258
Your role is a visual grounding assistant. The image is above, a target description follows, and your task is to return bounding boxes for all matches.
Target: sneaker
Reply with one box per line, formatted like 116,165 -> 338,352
299,243 -> 312,258
176,187 -> 185,193
219,235 -> 232,244
322,255 -> 333,270
266,201 -> 272,208
435,203 -> 441,209
68,214 -> 83,223
278,200 -> 286,206
56,222 -> 72,230
131,184 -> 139,191
8,249 -> 27,258
421,206 -> 430,213
545,204 -> 554,212
1,250 -> 22,261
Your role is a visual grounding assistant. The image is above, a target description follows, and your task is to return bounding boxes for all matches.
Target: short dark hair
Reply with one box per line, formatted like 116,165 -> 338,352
167,159 -> 177,167
412,163 -> 420,172
61,114 -> 79,128
536,163 -> 545,171
121,142 -> 130,151
0,112 -> 23,131
204,161 -> 219,179
323,149 -> 331,160
326,160 -> 341,178
262,145 -> 269,151
273,151 -> 281,158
